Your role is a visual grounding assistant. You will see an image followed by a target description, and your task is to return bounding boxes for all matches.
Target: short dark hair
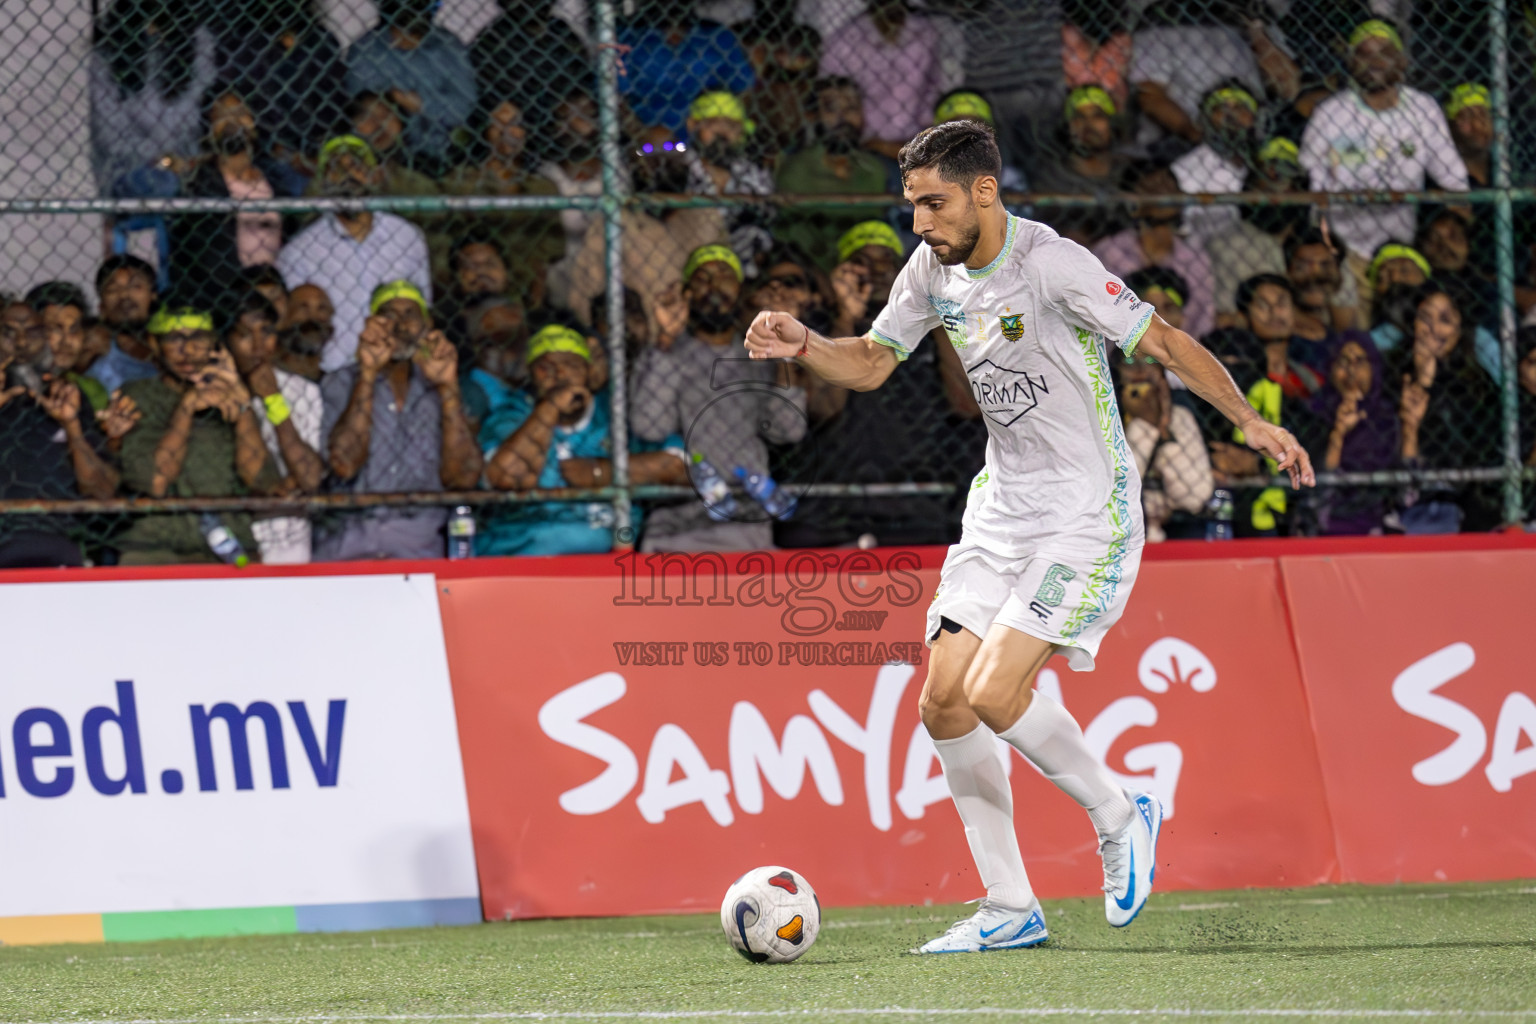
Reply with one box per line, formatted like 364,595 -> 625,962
449,233 -> 506,272
1416,204 -> 1469,245
96,254 -> 156,294
1284,226 -> 1349,266
1125,266 -> 1190,301
221,290 -> 279,336
1119,158 -> 1175,193
25,281 -> 90,315
1236,272 -> 1295,314
240,263 -> 288,294
811,75 -> 861,106
897,119 -> 1001,190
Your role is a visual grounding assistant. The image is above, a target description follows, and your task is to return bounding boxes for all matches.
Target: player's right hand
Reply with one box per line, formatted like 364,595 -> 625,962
745,310 -> 807,361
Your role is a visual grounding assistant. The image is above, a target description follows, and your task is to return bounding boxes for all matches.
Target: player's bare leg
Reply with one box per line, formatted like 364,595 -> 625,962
969,623 -> 1163,928
914,621 -> 1049,953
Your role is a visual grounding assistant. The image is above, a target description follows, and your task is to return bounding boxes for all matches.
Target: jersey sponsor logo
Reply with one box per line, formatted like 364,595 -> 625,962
998,313 -> 1024,342
1106,281 -> 1122,296
929,295 -> 968,347
968,359 -> 1049,427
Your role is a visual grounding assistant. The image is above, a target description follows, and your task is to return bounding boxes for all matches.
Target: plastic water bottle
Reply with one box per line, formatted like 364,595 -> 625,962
199,513 -> 250,567
447,506 -> 476,559
733,465 -> 797,520
1204,488 -> 1235,541
688,453 -> 739,522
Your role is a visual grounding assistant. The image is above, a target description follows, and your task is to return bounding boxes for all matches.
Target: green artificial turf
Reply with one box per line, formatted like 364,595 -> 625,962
3,881 -> 1534,1023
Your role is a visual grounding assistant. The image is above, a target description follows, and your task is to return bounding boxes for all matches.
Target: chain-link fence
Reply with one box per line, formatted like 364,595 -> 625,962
0,0 -> 1533,566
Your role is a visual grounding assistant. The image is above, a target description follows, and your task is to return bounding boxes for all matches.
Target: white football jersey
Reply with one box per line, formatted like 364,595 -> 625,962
870,215 -> 1151,560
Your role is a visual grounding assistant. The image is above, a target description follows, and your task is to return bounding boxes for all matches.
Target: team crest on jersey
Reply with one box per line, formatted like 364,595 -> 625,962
998,313 -> 1024,342
930,295 -> 968,347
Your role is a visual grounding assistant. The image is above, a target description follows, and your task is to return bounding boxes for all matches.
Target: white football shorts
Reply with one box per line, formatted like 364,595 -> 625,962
924,538 -> 1144,672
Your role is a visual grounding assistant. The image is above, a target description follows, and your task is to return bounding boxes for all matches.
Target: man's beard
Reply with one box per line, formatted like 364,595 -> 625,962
561,135 -> 598,162
1291,271 -> 1338,311
927,219 -> 981,266
214,128 -> 256,156
1205,125 -> 1252,162
1068,130 -> 1108,158
106,310 -> 148,334
689,293 -> 739,333
820,123 -> 860,155
460,285 -> 504,305
321,176 -> 370,198
389,321 -> 424,361
698,139 -> 742,167
280,320 -> 332,356
13,344 -> 57,383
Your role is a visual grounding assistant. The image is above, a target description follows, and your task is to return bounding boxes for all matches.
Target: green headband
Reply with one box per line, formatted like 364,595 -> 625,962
1368,243 -> 1432,286
1203,86 -> 1258,116
1349,19 -> 1403,52
147,307 -> 214,335
837,220 -> 904,264
683,244 -> 743,284
1258,137 -> 1300,166
1158,286 -> 1185,308
689,91 -> 746,124
935,91 -> 994,125
317,134 -> 378,176
369,279 -> 428,317
1444,83 -> 1490,121
1065,85 -> 1116,118
526,325 -> 591,364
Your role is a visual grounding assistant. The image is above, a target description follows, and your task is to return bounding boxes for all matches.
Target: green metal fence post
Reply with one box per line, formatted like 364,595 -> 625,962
1491,0 -> 1523,525
594,0 -> 634,549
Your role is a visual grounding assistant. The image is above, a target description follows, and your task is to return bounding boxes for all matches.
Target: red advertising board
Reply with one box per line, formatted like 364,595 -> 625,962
440,551 -> 1338,920
1280,550 -> 1536,885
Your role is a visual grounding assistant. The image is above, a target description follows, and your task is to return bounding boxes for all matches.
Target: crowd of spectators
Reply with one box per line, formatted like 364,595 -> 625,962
0,0 -> 1533,567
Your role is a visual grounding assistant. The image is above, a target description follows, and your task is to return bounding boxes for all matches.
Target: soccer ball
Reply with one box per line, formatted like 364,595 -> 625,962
720,865 -> 821,964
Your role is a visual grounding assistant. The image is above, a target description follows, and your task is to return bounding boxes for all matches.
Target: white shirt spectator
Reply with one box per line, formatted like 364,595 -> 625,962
1171,143 -> 1245,249
1130,25 -> 1263,147
1300,87 -> 1469,258
276,212 -> 431,372
252,369 -> 323,565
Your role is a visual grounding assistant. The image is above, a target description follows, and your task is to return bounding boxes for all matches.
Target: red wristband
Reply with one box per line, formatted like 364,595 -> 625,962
796,322 -> 810,358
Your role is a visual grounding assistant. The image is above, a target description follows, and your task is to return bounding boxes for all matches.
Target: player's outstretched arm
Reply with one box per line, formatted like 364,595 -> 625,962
744,310 -> 900,392
1135,315 -> 1316,489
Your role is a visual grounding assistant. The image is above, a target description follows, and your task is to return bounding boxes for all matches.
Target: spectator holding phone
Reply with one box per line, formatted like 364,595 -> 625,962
117,304 -> 282,564
1114,344 -> 1213,543
318,280 -> 482,560
224,291 -> 325,564
480,325 -> 685,555
0,303 -> 120,567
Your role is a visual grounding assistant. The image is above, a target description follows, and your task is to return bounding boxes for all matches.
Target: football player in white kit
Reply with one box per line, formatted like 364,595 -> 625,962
746,120 -> 1315,952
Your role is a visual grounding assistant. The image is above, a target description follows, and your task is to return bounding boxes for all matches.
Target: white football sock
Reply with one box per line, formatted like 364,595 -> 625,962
931,721 -> 1035,910
997,688 -> 1132,837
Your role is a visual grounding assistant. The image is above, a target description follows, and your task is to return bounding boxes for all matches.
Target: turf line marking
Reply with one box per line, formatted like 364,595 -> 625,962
1169,903 -> 1241,911
10,1008 -> 1536,1022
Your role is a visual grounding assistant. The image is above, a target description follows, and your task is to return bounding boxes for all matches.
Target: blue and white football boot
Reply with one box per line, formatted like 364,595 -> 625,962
915,897 -> 1049,953
1100,790 -> 1163,928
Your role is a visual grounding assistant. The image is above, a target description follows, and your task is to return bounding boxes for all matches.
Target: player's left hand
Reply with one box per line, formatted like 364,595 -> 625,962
1241,418 -> 1315,489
